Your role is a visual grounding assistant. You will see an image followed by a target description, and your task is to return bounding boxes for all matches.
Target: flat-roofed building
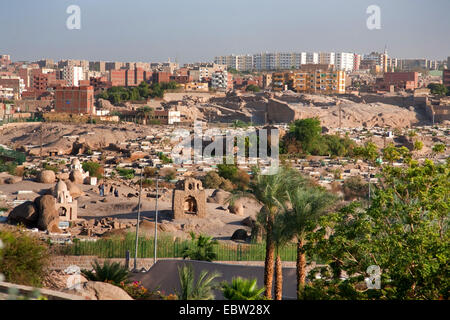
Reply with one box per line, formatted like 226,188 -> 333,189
55,86 -> 94,114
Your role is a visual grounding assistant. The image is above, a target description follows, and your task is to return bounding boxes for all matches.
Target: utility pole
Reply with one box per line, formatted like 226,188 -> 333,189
154,176 -> 159,264
133,166 -> 143,271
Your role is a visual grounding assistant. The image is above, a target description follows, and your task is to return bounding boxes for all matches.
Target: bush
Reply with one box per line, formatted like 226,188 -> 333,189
157,152 -> 172,164
246,84 -> 260,93
136,178 -> 154,188
42,162 -> 58,173
119,281 -> 161,300
219,179 -> 234,192
0,231 -> 49,287
221,277 -> 265,300
0,160 -> 17,175
144,167 -> 158,177
217,163 -> 250,190
161,168 -> 176,181
82,161 -> 104,179
182,232 -> 218,262
116,168 -> 135,179
342,176 -> 369,200
81,260 -> 130,285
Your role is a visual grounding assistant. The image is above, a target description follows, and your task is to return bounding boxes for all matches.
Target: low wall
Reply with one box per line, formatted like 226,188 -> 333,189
48,255 -> 297,271
0,281 -> 84,300
425,104 -> 450,122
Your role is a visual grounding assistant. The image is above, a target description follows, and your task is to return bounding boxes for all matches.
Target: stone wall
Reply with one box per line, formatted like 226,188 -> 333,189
266,98 -> 298,123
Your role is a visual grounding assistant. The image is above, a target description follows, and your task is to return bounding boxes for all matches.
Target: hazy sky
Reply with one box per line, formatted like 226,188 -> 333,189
1,0 -> 449,64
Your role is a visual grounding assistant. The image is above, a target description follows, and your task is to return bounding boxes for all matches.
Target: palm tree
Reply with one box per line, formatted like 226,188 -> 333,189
221,277 -> 265,300
138,106 -> 153,125
227,166 -> 305,299
182,232 -> 219,262
81,260 -> 130,285
272,212 -> 292,300
177,264 -> 221,300
281,187 -> 336,299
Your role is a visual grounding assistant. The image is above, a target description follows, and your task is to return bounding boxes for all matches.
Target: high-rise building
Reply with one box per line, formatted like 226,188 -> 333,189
353,54 -> 362,71
335,52 -> 355,71
89,61 -> 106,73
62,66 -> 84,86
319,52 -> 335,65
306,52 -> 319,64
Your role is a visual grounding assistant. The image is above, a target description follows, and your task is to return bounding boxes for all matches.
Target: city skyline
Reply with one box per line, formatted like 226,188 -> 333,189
1,0 -> 449,64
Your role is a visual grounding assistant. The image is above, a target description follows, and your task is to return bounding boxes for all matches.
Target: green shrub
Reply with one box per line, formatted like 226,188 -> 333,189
42,162 -> 58,173
221,277 -> 265,300
116,168 -> 135,179
82,161 -> 104,179
0,231 -> 49,287
81,260 -> 130,285
182,232 -> 218,262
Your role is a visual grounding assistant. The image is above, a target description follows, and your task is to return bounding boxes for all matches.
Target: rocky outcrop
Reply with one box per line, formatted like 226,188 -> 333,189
64,281 -> 133,300
7,201 -> 39,227
228,201 -> 244,216
37,170 -> 56,184
66,181 -> 84,198
69,170 -> 84,184
34,195 -> 61,232
231,229 -> 249,241
241,216 -> 256,228
8,194 -> 62,232
207,189 -> 230,205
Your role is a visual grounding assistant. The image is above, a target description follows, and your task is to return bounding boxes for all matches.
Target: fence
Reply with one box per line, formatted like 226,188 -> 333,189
54,235 -> 299,261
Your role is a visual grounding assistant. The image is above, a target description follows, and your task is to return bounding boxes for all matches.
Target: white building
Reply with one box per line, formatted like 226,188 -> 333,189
167,110 -> 181,125
335,52 -> 355,71
63,66 -> 84,86
293,52 -> 307,68
211,70 -> 230,90
306,52 -> 319,64
319,52 -> 335,65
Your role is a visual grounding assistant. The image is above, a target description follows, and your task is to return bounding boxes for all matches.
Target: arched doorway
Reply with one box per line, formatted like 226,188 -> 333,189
183,196 -> 198,215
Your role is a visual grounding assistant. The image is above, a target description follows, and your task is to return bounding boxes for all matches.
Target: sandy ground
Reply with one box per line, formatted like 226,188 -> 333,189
0,179 -> 261,241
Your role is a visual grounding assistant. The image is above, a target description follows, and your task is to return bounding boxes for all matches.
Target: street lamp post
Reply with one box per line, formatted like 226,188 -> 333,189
154,176 -> 159,264
133,166 -> 143,271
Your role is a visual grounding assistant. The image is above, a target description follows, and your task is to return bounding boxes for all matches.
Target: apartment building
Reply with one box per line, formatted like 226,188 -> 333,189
62,65 -> 84,86
335,52 -> 354,71
89,61 -> 106,73
353,54 -> 362,71
55,86 -> 94,114
0,55 -> 11,68
211,70 -> 232,90
105,62 -> 125,71
319,52 -> 335,65
0,76 -> 25,99
216,52 -> 339,71
272,70 -> 345,94
306,52 -> 319,64
443,70 -> 450,88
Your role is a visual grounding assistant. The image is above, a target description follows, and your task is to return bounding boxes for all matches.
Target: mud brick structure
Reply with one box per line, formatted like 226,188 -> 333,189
172,177 -> 206,219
